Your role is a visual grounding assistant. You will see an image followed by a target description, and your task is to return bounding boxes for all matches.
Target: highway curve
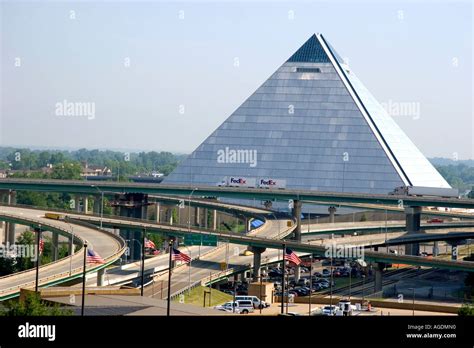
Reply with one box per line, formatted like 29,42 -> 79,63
0,206 -> 126,300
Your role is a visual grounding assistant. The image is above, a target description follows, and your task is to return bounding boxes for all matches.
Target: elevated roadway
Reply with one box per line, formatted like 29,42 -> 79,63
0,206 -> 126,300
0,178 -> 473,209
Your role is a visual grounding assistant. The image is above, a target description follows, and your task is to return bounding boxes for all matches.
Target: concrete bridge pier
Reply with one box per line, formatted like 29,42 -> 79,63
433,241 -> 439,256
374,262 -> 385,292
51,231 -> 59,261
111,193 -> 150,262
248,246 -> 266,282
404,206 -> 422,256
328,206 -> 337,223
154,201 -> 161,223
195,207 -> 200,226
93,195 -> 101,215
97,268 -> 106,286
75,195 -> 81,213
292,200 -> 302,281
83,196 -> 89,214
6,190 -> 17,244
212,209 -> 217,231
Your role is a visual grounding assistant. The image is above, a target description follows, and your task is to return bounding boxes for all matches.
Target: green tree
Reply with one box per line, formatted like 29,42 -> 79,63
15,230 -> 36,271
1,292 -> 73,316
458,303 -> 474,316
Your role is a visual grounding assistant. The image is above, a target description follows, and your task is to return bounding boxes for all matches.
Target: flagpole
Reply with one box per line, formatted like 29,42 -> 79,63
281,243 -> 286,314
82,243 -> 88,316
141,229 -> 146,297
166,239 -> 174,316
35,224 -> 41,292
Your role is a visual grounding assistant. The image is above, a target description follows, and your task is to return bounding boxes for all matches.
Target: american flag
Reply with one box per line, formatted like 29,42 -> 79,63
86,249 -> 105,264
39,237 -> 44,255
144,238 -> 156,249
284,248 -> 302,265
171,248 -> 191,263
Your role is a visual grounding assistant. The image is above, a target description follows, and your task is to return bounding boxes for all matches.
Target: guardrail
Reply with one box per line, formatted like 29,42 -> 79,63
0,213 -> 127,300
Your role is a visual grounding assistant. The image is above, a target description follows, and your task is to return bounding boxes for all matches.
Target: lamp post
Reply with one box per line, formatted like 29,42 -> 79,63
188,188 -> 198,255
308,254 -> 312,316
126,238 -> 144,289
81,242 -> 88,316
184,246 -> 192,295
65,222 -> 74,276
141,229 -> 146,296
91,185 -> 104,229
409,288 -> 415,316
35,224 -> 42,292
167,239 -> 174,316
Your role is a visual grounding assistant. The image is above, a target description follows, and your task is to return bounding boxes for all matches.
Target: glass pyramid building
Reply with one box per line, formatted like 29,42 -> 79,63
165,34 -> 450,194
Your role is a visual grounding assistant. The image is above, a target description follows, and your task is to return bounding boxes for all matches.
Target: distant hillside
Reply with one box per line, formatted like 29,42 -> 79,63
429,157 -> 474,167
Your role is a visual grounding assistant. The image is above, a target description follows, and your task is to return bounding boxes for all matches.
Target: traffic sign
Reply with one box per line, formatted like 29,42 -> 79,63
184,234 -> 218,246
184,234 -> 202,246
202,234 -> 218,246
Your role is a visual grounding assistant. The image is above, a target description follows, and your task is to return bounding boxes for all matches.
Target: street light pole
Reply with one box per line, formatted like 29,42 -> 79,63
91,185 -> 104,229
184,246 -> 192,295
309,254 -> 312,316
66,222 -> 74,276
35,224 -> 42,292
188,188 -> 198,255
166,239 -> 174,316
141,229 -> 146,297
81,242 -> 88,316
281,243 -> 286,315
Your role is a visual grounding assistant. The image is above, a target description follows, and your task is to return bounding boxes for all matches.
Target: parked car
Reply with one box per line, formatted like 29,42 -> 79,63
296,278 -> 310,287
321,305 -> 338,316
322,269 -> 331,277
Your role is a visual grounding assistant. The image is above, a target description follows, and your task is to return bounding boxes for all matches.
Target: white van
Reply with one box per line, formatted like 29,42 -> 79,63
215,300 -> 255,314
235,296 -> 269,309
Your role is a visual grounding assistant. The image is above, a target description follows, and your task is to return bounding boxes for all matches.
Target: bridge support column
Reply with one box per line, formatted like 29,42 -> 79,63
93,195 -> 101,215
7,190 -> 16,244
97,268 -> 106,286
83,196 -> 89,214
195,207 -> 200,226
154,202 -> 160,223
292,200 -> 302,281
404,206 -> 422,256
328,206 -> 337,223
433,241 -> 439,257
248,246 -> 266,282
75,196 -> 81,213
69,234 -> 75,256
374,262 -> 384,292
212,210 -> 217,231
112,193 -> 150,262
51,232 -> 59,261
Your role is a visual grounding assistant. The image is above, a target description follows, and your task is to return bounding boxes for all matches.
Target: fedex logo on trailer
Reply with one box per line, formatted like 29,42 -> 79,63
230,177 -> 246,185
259,178 -> 286,189
260,179 -> 276,186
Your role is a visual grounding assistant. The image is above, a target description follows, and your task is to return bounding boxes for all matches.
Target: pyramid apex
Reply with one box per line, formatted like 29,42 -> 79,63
287,34 -> 330,63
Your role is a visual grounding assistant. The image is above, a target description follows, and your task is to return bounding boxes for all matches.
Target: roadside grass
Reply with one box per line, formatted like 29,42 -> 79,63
173,286 -> 232,307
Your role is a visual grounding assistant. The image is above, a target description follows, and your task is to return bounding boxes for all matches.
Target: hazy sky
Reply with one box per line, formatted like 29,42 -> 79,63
1,0 -> 472,159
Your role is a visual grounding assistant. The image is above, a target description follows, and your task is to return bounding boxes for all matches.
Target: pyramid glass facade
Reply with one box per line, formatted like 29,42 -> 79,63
165,34 -> 450,194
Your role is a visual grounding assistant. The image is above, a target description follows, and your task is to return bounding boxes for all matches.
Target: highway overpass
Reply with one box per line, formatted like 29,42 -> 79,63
0,178 -> 473,209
